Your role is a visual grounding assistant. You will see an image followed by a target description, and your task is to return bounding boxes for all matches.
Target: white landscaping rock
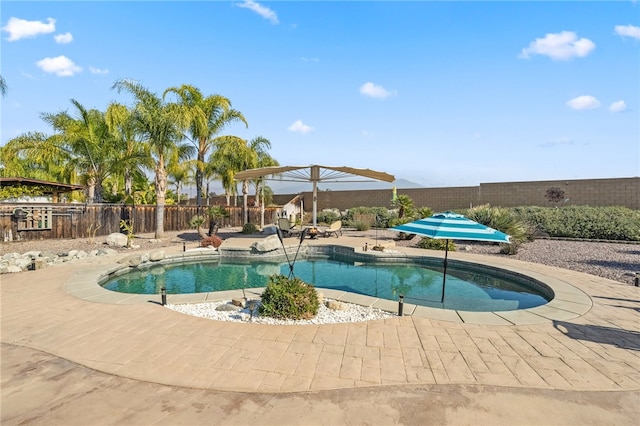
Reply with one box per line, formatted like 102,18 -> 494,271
106,232 -> 129,247
166,299 -> 394,325
149,250 -> 165,262
251,235 -> 282,252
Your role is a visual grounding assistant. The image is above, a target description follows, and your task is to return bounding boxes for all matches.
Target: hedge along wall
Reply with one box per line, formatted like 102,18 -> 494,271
0,204 -> 283,242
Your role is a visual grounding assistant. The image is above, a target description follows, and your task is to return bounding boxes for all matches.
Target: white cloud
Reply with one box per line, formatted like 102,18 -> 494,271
520,31 -> 595,60
2,17 -> 56,41
566,95 -> 600,110
237,1 -> 279,24
615,24 -> 640,40
359,82 -> 395,99
288,120 -> 313,134
301,57 -> 319,62
36,56 -> 82,77
361,130 -> 374,138
89,66 -> 109,75
54,32 -> 73,44
609,100 -> 627,112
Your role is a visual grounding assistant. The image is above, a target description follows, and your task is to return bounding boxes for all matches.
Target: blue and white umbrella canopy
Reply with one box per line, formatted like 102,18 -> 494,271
390,212 -> 511,303
390,211 -> 511,244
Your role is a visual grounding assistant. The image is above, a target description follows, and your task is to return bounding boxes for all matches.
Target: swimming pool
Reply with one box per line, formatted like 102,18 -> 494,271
101,253 -> 552,312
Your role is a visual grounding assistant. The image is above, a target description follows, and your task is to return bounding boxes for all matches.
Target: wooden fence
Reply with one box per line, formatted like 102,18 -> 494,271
0,203 -> 283,242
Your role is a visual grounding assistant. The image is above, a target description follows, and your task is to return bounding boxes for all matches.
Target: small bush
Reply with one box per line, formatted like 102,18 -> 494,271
200,235 -> 223,248
342,207 -> 395,228
241,223 -> 259,234
259,275 -> 319,320
316,210 -> 340,225
417,238 -> 456,251
465,204 -> 531,252
354,221 -> 370,231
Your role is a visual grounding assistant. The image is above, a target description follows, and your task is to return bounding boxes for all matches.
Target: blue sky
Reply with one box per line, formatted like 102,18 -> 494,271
1,0 -> 639,189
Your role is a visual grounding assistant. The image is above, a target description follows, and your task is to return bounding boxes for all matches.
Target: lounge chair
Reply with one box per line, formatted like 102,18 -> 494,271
277,217 -> 299,237
321,220 -> 342,238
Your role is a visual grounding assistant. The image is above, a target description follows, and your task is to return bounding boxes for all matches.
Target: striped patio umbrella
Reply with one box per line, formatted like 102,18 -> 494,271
390,211 -> 511,303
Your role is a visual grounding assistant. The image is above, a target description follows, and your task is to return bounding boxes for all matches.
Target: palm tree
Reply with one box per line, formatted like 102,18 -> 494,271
105,102 -> 152,199
163,84 -> 247,208
248,136 -> 279,207
167,157 -> 195,204
210,136 -> 254,214
113,79 -> 194,238
0,132 -> 72,183
40,99 -> 117,203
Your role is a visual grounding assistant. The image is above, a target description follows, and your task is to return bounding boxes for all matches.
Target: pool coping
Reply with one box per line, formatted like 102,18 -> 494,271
65,243 -> 593,326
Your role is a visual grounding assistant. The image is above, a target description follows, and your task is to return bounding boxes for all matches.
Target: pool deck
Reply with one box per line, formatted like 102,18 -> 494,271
2,233 -> 639,423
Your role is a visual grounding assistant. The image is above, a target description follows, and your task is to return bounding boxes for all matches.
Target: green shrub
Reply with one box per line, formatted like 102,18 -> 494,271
417,238 -> 456,251
511,205 -> 640,241
388,216 -> 415,240
316,210 -> 340,225
342,206 -> 395,228
354,221 -> 370,231
416,207 -> 434,219
392,194 -> 415,219
241,223 -> 259,234
465,204 -> 531,251
259,275 -> 319,320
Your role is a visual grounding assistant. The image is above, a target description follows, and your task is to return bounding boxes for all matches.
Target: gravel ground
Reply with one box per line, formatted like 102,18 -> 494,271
2,228 -> 638,286
392,234 -> 639,286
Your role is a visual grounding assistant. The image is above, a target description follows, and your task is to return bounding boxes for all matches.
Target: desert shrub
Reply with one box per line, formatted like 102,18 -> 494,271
200,235 -> 223,248
259,275 -> 319,320
416,207 -> 434,219
387,216 -> 416,240
354,220 -> 370,231
511,206 -> 640,241
189,215 -> 205,229
392,194 -> 415,219
343,207 -> 395,228
241,223 -> 259,234
465,204 -> 531,250
316,210 -> 340,225
417,238 -> 456,251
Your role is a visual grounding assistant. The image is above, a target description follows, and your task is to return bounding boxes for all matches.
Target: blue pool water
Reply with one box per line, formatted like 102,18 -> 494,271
102,254 -> 551,312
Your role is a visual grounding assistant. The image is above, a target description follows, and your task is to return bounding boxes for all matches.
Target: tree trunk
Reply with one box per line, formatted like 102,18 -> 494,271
155,158 -> 166,239
242,179 -> 249,224
195,147 -> 205,208
124,169 -> 132,197
87,176 -> 96,203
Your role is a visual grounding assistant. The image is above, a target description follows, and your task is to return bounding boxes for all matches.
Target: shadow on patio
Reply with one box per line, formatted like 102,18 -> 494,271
553,320 -> 640,351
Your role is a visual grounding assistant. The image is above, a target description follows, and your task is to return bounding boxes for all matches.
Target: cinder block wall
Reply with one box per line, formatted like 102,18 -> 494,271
213,177 -> 638,213
477,177 -> 639,209
273,177 -> 639,212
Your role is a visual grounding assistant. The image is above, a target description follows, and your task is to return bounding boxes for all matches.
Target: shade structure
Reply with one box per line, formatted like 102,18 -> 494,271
390,212 -> 511,303
235,165 -> 395,227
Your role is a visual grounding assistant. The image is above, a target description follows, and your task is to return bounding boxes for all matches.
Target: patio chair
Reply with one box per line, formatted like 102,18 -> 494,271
277,217 -> 300,237
321,220 -> 342,238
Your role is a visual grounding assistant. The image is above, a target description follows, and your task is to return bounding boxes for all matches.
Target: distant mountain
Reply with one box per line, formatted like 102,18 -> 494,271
200,178 -> 423,197
265,178 -> 424,194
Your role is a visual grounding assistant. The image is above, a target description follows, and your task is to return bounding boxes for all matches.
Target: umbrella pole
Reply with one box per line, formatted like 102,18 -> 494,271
312,180 -> 318,228
441,239 -> 449,304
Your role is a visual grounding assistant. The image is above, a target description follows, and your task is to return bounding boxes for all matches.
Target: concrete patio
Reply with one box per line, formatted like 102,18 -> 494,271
2,233 -> 639,424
